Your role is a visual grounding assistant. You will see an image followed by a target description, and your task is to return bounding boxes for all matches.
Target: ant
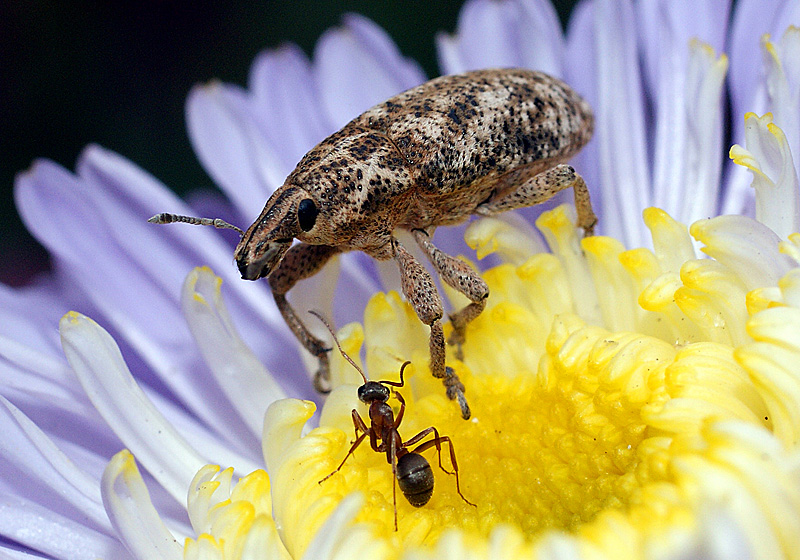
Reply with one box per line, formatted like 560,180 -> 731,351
310,311 -> 476,531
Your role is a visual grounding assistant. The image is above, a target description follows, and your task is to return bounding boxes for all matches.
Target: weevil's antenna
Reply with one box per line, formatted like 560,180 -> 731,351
148,213 -> 244,236
308,310 -> 368,384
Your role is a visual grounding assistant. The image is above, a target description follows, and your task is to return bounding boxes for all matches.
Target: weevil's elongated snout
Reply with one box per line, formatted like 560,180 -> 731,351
235,238 -> 291,280
234,188 -> 305,280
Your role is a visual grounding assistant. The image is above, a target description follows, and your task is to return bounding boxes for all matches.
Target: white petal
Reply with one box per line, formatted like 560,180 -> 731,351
725,0 -> 800,215
101,450 -> 183,560
240,516 -> 293,560
182,267 -> 286,437
680,42 -> 729,222
60,312 -> 205,503
300,493 -> 363,560
690,215 -> 794,290
532,531 -> 582,560
186,465 -> 232,536
695,506 -> 756,560
730,113 -> 800,239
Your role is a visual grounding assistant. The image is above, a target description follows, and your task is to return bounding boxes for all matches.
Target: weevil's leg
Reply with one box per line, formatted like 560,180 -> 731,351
412,229 -> 489,359
268,243 -> 342,393
393,239 -> 471,420
476,164 -> 597,236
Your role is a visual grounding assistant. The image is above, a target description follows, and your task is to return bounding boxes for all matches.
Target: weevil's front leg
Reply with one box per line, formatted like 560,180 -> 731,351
268,243 -> 342,393
476,164 -> 597,236
412,229 -> 489,359
392,239 -> 471,419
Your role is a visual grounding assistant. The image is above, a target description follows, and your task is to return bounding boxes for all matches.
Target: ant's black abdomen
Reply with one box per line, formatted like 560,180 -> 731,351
397,452 -> 434,507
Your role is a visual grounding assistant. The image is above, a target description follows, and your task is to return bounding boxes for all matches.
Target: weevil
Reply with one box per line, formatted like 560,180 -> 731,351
309,310 -> 474,531
150,68 -> 596,420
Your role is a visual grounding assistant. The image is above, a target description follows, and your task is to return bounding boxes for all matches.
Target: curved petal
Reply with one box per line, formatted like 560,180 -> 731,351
181,267 -> 286,438
730,113 -> 800,239
60,312 -> 205,504
725,0 -> 800,215
101,451 -> 183,560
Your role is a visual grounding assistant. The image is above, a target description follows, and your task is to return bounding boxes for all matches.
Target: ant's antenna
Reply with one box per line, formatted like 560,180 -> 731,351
148,213 -> 244,236
308,310 -> 368,384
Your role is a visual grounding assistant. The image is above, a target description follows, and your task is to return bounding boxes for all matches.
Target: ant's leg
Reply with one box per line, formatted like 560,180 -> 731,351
393,239 -> 470,419
411,434 -> 475,507
404,427 -> 450,474
393,392 -> 406,429
269,243 -> 342,393
412,229 -> 489,359
388,430 -> 400,531
319,410 -> 369,483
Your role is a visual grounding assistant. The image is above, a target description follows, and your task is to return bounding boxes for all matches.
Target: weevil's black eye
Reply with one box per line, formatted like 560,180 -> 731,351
297,198 -> 318,232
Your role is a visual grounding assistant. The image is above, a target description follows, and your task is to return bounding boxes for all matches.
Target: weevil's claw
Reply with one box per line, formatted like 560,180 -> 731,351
308,342 -> 332,393
447,328 -> 466,361
443,366 -> 471,419
313,357 -> 333,393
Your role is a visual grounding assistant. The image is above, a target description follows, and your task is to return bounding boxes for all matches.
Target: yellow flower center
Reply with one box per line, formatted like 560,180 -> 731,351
183,205 -> 800,560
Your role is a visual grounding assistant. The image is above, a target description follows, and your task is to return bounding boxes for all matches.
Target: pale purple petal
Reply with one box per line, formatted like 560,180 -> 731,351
637,0 -> 731,223
15,146 -> 306,445
186,83 -> 286,213
248,44 -> 335,175
314,13 -> 426,129
0,495 -> 129,560
0,397 -> 110,531
572,0 -> 651,246
436,0 -> 565,76
565,0 -> 602,225
637,0 -> 730,91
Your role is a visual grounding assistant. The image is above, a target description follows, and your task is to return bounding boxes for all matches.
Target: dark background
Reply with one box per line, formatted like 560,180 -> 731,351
1,0 -> 578,286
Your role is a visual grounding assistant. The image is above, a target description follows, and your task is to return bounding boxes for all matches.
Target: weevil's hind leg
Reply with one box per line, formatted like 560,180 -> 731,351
268,243 -> 342,393
393,239 -> 471,420
412,229 -> 488,359
476,163 -> 597,236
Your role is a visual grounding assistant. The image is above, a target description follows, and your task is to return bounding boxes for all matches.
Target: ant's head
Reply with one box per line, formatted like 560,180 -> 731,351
357,381 -> 391,404
308,311 -> 411,399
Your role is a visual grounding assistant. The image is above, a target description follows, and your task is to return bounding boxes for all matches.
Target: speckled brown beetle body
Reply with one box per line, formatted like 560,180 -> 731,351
153,68 -> 596,420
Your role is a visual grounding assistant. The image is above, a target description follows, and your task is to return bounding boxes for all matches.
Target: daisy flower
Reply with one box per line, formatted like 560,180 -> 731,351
3,0 -> 800,559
